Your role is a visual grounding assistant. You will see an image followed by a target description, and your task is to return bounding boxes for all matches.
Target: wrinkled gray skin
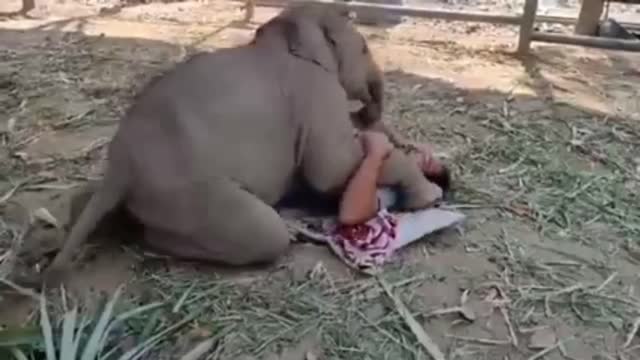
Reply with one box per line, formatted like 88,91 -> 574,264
44,4 -> 441,284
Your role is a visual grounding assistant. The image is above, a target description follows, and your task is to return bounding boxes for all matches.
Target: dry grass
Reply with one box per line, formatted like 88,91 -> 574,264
136,265 -> 436,359
101,77 -> 639,359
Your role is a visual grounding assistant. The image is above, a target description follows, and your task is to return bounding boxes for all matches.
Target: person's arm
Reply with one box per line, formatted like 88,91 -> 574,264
338,155 -> 385,225
338,131 -> 392,225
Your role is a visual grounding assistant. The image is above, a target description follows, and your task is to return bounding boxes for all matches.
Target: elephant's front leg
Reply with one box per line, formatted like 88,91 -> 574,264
350,112 -> 418,152
368,120 -> 416,151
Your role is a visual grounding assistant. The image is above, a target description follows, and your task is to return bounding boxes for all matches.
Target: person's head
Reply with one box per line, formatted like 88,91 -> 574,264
425,165 -> 451,196
414,152 -> 452,196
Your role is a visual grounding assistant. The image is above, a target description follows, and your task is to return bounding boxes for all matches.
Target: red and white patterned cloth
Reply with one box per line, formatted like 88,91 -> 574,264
283,189 -> 466,274
326,208 -> 399,273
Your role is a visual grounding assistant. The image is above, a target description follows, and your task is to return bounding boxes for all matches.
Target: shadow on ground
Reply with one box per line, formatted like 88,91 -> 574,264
523,44 -> 640,116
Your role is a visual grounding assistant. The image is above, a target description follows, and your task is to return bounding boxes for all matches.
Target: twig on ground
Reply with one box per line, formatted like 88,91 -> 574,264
484,284 -> 518,347
445,335 -> 511,345
623,317 -> 640,348
425,306 -> 466,318
79,137 -> 110,156
439,203 -> 497,210
377,275 -> 445,360
591,271 -> 618,293
544,283 -> 584,318
0,251 -> 10,264
178,338 -> 216,360
356,310 -> 416,354
500,305 -> 518,347
0,277 -> 41,300
25,182 -> 81,191
590,293 -> 640,309
526,336 -> 574,360
173,282 -> 196,313
51,109 -> 94,129
0,179 -> 30,205
0,207 -> 32,279
425,305 -> 475,321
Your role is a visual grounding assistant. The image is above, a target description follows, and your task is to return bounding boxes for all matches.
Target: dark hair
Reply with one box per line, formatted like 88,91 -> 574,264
425,165 -> 452,197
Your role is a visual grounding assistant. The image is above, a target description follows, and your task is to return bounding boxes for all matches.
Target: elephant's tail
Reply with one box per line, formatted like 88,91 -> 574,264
44,160 -> 129,286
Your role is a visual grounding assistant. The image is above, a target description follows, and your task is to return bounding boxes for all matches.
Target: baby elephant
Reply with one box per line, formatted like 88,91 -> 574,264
44,3 -> 441,284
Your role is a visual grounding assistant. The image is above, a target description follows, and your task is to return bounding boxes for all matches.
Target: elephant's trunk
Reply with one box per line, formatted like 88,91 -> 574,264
351,69 -> 383,128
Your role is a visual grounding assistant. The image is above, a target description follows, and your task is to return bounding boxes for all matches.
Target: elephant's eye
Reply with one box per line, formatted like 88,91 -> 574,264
362,40 -> 369,54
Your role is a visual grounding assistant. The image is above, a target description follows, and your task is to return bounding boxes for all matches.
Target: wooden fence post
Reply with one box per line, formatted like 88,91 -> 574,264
575,0 -> 605,35
518,0 -> 539,56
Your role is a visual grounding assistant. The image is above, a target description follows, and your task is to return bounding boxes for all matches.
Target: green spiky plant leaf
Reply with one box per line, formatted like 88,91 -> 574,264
0,326 -> 42,347
1,284 -> 188,360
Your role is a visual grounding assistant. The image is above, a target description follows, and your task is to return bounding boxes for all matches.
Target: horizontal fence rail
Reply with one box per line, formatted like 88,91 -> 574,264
252,0 -> 640,54
532,31 -> 640,51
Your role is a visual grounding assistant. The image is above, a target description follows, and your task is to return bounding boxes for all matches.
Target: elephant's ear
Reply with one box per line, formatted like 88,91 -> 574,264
283,17 -> 338,74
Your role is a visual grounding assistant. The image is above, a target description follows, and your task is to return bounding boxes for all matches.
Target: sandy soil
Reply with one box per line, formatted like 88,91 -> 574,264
0,0 -> 639,359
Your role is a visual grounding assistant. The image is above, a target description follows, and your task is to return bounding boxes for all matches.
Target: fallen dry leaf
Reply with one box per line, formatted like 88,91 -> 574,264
32,207 -> 60,228
460,288 -> 471,305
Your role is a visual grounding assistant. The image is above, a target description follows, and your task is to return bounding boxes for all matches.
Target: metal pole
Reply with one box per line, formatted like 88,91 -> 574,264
532,31 -> 640,51
300,0 -> 522,25
253,0 -> 640,31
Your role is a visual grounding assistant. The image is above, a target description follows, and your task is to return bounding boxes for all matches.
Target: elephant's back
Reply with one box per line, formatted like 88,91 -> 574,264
119,47 -> 298,209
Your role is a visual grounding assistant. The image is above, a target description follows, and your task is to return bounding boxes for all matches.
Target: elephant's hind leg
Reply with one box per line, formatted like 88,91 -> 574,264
143,179 -> 290,266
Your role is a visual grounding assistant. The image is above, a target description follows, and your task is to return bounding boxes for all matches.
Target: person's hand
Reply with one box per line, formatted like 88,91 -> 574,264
360,131 -> 393,160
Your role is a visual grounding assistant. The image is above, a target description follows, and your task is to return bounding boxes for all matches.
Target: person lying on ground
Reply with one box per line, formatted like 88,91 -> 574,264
291,130 -> 465,273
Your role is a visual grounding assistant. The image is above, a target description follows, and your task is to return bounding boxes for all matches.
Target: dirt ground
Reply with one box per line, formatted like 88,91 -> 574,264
1,0 -> 639,359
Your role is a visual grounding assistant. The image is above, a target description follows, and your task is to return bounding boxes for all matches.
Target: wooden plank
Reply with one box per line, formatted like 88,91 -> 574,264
300,0 -> 522,24
518,0 -> 538,56
532,31 -> 640,51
